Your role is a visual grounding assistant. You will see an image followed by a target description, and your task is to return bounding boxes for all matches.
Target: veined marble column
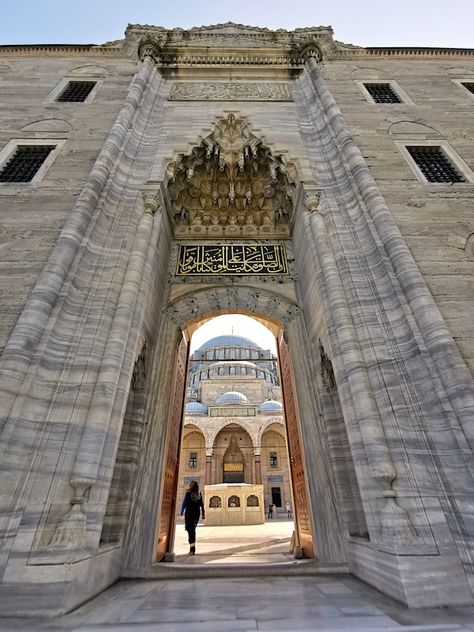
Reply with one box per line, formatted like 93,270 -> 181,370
303,193 -> 416,551
49,191 -> 162,558
303,55 -> 474,447
0,55 -> 158,424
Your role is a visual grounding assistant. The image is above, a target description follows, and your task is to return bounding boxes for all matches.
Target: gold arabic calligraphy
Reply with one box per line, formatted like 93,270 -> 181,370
176,244 -> 288,276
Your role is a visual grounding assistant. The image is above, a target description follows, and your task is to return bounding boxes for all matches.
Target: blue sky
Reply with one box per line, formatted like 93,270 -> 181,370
1,0 -> 473,47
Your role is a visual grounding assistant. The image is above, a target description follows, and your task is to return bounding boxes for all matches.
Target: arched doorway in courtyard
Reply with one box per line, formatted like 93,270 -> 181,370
154,312 -> 316,564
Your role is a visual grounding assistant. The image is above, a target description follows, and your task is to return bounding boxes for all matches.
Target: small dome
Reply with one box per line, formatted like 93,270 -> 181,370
185,401 -> 208,414
259,400 -> 283,413
198,335 -> 261,350
215,391 -> 249,405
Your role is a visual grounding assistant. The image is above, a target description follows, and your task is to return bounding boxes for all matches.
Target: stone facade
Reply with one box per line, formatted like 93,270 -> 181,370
0,22 -> 473,616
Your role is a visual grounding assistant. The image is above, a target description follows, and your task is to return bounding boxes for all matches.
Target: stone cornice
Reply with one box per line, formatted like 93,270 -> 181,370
363,46 -> 474,58
0,25 -> 473,63
0,44 -> 123,57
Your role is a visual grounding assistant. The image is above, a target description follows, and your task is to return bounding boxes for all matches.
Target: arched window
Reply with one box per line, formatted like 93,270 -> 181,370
209,496 -> 222,508
247,495 -> 259,507
228,495 -> 240,508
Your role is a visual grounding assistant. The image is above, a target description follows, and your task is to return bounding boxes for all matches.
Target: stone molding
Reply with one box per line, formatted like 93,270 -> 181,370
164,286 -> 301,329
169,82 -> 293,101
1,36 -> 473,62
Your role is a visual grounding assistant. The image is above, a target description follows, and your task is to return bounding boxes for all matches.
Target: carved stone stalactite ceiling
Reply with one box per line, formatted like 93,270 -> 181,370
167,113 -> 297,238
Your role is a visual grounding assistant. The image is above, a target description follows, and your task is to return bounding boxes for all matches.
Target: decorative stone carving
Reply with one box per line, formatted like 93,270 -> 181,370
137,37 -> 163,62
304,190 -> 321,213
319,343 -> 336,392
295,41 -> 323,64
142,190 -> 160,214
167,113 -> 297,238
131,343 -> 147,391
164,286 -> 300,329
170,82 -> 293,102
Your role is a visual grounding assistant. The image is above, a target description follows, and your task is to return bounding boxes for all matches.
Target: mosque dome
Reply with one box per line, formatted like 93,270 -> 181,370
198,335 -> 261,350
259,400 -> 283,413
215,391 -> 249,405
185,401 -> 208,414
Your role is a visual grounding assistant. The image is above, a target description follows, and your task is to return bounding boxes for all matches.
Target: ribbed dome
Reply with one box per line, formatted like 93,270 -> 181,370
259,400 -> 283,413
185,401 -> 209,414
215,391 -> 249,405
198,335 -> 261,350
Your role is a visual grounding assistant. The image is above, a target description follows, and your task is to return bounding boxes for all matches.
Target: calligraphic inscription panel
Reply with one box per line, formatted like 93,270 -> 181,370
176,243 -> 288,276
170,82 -> 293,102
210,407 -> 256,417
224,463 -> 244,472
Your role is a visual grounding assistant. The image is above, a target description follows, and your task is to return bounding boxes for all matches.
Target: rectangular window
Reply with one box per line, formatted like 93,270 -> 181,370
406,146 -> 466,183
269,452 -> 278,468
56,80 -> 96,102
363,82 -> 402,103
189,452 -> 198,469
0,145 -> 55,182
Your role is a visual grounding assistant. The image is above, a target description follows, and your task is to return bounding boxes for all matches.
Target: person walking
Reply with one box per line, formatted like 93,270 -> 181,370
286,501 -> 292,519
180,480 -> 205,555
267,501 -> 274,519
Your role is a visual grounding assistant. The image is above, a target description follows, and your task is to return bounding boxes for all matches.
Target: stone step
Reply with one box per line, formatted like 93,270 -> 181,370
122,559 -> 349,579
65,623 -> 467,632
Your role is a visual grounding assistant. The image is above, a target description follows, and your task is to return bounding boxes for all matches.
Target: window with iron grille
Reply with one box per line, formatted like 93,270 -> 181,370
364,83 -> 402,104
189,452 -> 198,469
406,146 -> 466,183
56,81 -> 96,102
269,452 -> 278,468
461,82 -> 474,95
0,145 -> 55,182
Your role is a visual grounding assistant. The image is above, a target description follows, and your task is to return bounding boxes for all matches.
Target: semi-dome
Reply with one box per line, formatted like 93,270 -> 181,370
215,391 -> 249,405
198,335 -> 261,350
259,400 -> 283,413
185,401 -> 209,414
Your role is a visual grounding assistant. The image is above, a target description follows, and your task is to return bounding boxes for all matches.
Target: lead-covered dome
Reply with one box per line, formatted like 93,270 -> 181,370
199,335 -> 261,350
259,400 -> 283,413
185,401 -> 209,414
215,391 -> 249,405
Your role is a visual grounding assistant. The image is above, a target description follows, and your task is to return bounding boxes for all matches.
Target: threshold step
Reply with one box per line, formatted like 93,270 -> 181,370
123,559 -> 349,579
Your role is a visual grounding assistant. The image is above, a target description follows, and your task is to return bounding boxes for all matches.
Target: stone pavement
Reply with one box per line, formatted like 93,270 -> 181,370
1,523 -> 473,631
173,517 -> 295,563
0,575 -> 474,632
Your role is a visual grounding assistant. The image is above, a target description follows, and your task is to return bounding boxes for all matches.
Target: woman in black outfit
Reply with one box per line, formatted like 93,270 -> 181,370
180,480 -> 205,555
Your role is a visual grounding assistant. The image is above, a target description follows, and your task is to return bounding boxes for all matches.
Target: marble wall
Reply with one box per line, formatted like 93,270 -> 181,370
0,25 -> 474,616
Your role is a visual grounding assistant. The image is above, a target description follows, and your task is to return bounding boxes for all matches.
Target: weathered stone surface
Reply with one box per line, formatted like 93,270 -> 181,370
0,21 -> 474,617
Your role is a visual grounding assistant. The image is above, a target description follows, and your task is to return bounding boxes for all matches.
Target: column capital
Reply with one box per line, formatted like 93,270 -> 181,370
137,37 -> 164,63
142,190 -> 160,215
295,40 -> 323,65
303,189 -> 321,213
